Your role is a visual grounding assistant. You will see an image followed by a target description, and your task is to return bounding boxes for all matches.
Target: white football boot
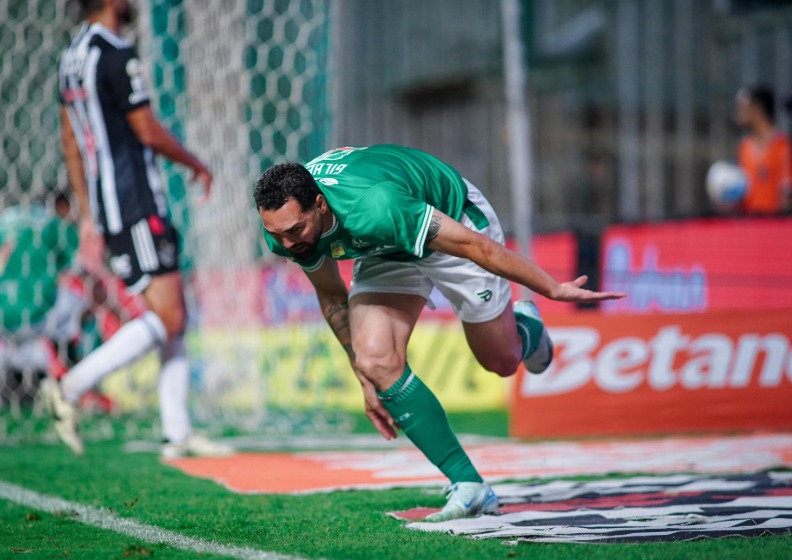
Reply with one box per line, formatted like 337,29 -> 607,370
40,377 -> 84,455
160,434 -> 234,459
513,300 -> 554,374
425,482 -> 500,522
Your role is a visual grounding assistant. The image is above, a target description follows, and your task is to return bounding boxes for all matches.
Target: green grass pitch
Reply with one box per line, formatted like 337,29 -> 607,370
1,411 -> 791,559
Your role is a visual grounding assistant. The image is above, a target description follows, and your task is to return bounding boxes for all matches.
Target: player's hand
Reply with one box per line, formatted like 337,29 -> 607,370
552,275 -> 626,302
191,164 -> 213,204
358,376 -> 398,440
78,217 -> 105,275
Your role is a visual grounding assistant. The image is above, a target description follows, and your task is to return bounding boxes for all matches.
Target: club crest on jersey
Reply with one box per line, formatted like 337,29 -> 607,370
330,242 -> 346,258
110,254 -> 132,278
158,240 -> 176,268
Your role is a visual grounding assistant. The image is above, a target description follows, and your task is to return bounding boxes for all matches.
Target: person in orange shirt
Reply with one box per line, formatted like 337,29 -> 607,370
735,86 -> 792,214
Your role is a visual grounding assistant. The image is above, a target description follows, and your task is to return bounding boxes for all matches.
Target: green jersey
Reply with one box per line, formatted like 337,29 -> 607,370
0,206 -> 78,332
263,145 -> 469,270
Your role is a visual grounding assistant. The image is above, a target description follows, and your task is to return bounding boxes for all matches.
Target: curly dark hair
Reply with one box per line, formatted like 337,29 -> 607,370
254,162 -> 320,211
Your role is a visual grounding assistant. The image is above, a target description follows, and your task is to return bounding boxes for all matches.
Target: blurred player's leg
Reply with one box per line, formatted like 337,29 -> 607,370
158,335 -> 190,445
40,377 -> 83,455
158,335 -> 233,458
59,310 -> 166,402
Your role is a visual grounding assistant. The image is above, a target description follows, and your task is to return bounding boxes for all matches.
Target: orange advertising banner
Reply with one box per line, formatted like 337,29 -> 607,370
511,309 -> 792,438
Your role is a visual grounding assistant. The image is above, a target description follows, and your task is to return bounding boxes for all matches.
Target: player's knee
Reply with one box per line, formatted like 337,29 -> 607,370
353,345 -> 406,389
478,353 -> 520,378
150,306 -> 185,338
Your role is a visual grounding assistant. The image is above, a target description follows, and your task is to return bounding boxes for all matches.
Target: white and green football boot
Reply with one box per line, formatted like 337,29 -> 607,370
425,482 -> 500,522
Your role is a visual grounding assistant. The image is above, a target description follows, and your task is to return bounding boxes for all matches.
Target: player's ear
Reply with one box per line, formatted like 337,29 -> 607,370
316,194 -> 327,214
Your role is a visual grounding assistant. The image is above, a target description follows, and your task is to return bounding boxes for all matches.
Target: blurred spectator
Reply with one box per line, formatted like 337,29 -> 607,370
0,195 -> 78,405
735,86 -> 792,214
0,191 -> 139,411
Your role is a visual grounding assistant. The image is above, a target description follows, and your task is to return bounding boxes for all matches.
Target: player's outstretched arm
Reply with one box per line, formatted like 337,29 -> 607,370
304,258 -> 398,439
426,209 -> 625,302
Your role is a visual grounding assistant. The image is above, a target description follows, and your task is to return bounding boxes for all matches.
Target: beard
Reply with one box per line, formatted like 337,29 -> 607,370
118,2 -> 136,24
288,243 -> 318,260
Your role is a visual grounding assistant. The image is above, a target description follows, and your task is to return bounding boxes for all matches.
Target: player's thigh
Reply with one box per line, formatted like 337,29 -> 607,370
348,291 -> 425,389
462,303 -> 522,377
142,271 -> 184,313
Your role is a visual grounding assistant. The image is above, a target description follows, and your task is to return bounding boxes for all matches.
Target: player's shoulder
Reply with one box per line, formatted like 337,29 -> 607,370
88,23 -> 133,50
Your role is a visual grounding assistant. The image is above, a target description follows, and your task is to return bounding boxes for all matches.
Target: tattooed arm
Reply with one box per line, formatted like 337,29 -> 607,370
304,258 -> 354,360
304,258 -> 398,439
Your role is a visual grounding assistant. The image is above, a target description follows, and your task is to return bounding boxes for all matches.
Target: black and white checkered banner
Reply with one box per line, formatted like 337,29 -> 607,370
395,472 -> 792,543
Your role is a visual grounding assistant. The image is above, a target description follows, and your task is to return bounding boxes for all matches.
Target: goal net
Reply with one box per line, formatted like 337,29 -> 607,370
0,0 -> 346,445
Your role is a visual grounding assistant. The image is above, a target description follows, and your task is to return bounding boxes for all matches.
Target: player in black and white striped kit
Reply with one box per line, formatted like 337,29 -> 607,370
44,0 -> 231,459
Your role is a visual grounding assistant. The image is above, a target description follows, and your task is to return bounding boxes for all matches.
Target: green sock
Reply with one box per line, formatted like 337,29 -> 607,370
514,311 -> 544,361
377,366 -> 483,484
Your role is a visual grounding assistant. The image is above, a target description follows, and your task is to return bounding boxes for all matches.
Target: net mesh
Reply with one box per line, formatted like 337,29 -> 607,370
0,0 -> 346,445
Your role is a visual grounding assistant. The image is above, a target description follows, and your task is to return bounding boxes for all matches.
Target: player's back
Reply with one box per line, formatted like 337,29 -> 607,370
306,144 -> 468,222
59,23 -> 165,235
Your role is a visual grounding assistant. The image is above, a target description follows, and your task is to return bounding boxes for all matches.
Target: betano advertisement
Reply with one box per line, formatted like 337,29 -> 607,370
512,309 -> 792,437
514,217 -> 792,437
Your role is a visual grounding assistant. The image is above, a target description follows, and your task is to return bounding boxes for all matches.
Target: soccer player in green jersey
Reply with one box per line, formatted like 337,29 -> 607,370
255,145 -> 625,521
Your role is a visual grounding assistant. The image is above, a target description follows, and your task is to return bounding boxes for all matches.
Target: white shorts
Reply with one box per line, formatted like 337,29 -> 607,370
349,179 -> 512,324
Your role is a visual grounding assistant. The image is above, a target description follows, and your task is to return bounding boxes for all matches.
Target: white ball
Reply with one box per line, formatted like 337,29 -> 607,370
706,160 -> 747,205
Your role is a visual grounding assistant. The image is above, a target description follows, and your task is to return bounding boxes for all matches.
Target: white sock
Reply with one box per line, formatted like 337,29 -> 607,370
61,311 -> 166,402
158,335 -> 192,443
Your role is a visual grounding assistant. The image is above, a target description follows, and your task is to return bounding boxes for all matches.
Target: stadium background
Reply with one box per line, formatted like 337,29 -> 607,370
2,0 -> 792,443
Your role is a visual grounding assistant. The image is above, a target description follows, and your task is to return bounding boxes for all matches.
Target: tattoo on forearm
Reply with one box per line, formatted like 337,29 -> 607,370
426,214 -> 442,242
325,303 -> 348,320
325,302 -> 354,358
342,343 -> 356,361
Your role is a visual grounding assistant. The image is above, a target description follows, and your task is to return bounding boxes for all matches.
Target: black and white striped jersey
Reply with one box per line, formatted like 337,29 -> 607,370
59,23 -> 168,235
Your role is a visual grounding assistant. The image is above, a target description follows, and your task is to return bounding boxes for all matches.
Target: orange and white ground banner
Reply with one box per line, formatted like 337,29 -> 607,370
164,432 -> 792,494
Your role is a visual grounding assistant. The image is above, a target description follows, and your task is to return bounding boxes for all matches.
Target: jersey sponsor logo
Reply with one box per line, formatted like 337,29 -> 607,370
317,177 -> 339,186
350,238 -> 373,249
110,254 -> 132,278
330,241 -> 346,258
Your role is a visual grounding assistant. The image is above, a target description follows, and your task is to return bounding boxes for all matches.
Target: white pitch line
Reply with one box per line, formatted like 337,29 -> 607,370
0,480 -> 308,560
